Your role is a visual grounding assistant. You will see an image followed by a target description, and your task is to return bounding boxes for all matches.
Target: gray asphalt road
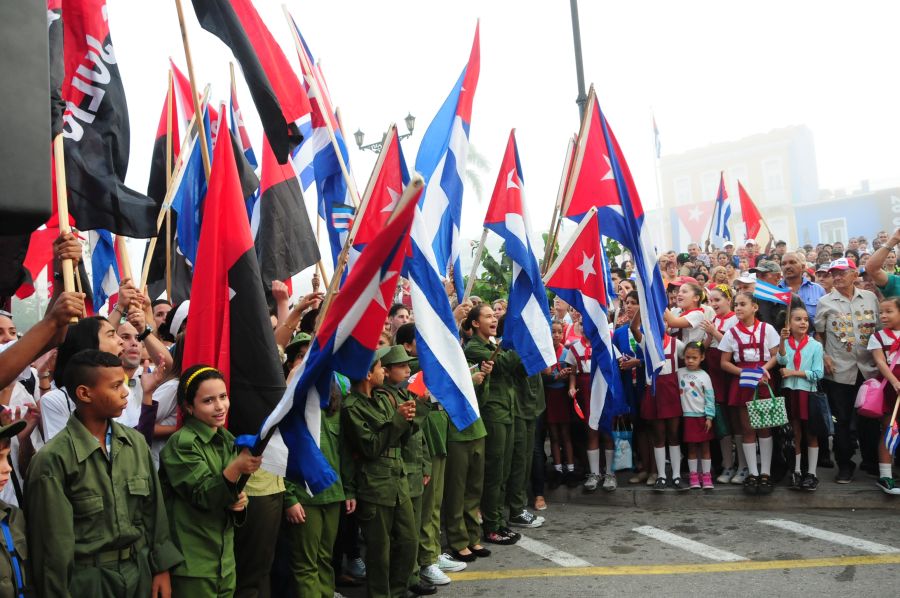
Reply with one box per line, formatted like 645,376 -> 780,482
337,503 -> 900,597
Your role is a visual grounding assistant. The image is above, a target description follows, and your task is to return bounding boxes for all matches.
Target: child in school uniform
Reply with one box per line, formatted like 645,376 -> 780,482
664,282 -> 711,345
612,291 -> 649,484
777,306 -> 824,492
545,322 -> 575,489
868,297 -> 900,495
700,284 -> 747,484
717,292 -> 781,495
677,342 -> 716,489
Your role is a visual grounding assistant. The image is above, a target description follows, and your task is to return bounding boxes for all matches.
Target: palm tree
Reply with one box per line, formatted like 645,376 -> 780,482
465,144 -> 491,202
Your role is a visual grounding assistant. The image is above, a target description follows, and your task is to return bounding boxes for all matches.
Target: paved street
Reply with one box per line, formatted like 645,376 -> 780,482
339,502 -> 900,597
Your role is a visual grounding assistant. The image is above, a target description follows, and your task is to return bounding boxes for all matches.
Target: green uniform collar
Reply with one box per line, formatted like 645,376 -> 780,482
183,415 -> 224,444
68,416 -> 133,464
468,335 -> 496,351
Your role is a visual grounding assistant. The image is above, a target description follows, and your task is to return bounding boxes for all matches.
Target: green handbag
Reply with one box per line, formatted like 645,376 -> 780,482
746,383 -> 788,430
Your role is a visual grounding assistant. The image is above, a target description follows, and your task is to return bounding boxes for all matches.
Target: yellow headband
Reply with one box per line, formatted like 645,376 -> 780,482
185,366 -> 218,390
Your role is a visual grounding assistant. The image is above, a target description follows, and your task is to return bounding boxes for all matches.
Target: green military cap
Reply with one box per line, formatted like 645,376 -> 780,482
0,419 -> 25,440
379,345 -> 414,366
286,332 -> 312,350
372,345 -> 392,367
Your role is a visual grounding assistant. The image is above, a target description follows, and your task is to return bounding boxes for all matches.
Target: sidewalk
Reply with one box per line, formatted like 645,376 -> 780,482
544,473 -> 900,510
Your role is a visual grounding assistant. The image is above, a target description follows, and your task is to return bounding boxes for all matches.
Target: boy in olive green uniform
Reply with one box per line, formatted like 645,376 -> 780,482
26,350 -> 182,597
0,419 -> 28,598
343,347 -> 418,598
505,373 -> 546,528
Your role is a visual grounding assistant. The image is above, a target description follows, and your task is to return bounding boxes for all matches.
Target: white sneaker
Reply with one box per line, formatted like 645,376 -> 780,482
420,564 -> 451,586
437,553 -> 467,572
730,467 -> 749,485
583,472 -> 601,492
717,467 -> 736,484
602,472 -> 618,492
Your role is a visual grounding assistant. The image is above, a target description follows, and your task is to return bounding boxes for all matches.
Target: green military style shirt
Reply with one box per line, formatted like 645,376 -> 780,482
464,335 -> 524,424
25,415 -> 182,597
516,373 -> 546,419
378,384 -> 432,498
159,416 -> 244,581
342,389 -> 413,507
0,501 -> 27,598
284,409 -> 351,507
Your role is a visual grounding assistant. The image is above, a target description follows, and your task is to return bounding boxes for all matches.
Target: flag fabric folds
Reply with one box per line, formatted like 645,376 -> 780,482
229,74 -> 260,225
183,120 -> 285,439
753,279 -> 792,306
711,171 -> 732,246
884,415 -> 900,453
544,207 -> 626,432
738,181 -> 764,241
482,130 -> 554,375
89,229 -> 119,312
236,180 -> 420,494
414,24 -> 480,302
190,0 -> 311,163
58,0 -> 160,238
353,126 -> 411,249
738,367 -> 765,389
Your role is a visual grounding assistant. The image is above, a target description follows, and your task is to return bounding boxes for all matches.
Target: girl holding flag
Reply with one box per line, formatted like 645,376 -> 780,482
664,282 -> 711,345
717,293 -> 781,495
777,306 -> 824,491
867,297 -> 900,495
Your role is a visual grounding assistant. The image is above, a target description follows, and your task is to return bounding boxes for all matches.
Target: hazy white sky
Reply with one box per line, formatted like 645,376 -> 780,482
111,0 -> 900,265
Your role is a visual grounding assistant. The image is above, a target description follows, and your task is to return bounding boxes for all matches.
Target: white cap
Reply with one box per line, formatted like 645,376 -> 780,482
170,301 -> 190,337
745,238 -> 757,246
736,274 -> 756,284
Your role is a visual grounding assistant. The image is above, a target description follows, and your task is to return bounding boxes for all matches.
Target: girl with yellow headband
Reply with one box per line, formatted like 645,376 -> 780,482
159,364 -> 262,597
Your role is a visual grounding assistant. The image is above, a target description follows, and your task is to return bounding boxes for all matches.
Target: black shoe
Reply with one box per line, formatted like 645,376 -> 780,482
449,549 -> 477,562
671,477 -> 689,492
563,469 -> 580,488
484,530 -> 517,545
790,471 -> 803,490
652,477 -> 668,493
743,475 -> 759,495
498,526 -> 521,541
758,474 -> 774,495
835,462 -> 856,484
409,580 -> 437,595
801,473 -> 819,491
468,545 -> 491,557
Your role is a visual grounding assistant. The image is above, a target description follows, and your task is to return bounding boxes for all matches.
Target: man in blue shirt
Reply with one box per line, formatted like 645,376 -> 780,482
778,252 -> 826,319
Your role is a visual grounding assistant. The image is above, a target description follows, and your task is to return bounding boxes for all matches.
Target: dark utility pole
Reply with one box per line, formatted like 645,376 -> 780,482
569,0 -> 587,121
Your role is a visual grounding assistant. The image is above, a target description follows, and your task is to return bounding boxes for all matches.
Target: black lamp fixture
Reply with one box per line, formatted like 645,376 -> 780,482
354,112 -> 416,153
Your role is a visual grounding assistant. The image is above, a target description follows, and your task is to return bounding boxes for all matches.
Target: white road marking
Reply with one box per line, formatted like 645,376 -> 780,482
515,534 -> 593,568
632,526 -> 749,562
758,519 -> 900,555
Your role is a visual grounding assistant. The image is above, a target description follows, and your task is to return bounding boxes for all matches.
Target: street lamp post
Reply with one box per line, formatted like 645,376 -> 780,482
354,113 -> 416,153
569,0 -> 587,121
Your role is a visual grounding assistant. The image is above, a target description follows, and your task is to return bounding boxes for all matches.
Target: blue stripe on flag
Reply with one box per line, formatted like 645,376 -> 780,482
739,367 -> 765,389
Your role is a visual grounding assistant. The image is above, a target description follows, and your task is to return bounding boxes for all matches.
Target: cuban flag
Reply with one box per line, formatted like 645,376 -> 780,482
753,279 -> 792,306
739,367 -> 766,389
483,130 -> 554,375
89,229 -> 120,312
237,178 -> 420,493
414,23 -> 480,302
884,414 -> 900,454
711,171 -> 731,246
562,87 -> 668,380
544,207 -> 626,432
229,77 -> 260,226
171,104 -> 213,267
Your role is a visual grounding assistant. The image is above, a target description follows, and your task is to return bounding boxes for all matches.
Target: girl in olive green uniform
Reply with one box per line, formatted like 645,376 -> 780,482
159,365 -> 262,597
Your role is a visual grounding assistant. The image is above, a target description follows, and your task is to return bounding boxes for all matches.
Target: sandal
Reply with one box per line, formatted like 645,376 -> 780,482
742,474 -> 759,495
758,474 -> 774,494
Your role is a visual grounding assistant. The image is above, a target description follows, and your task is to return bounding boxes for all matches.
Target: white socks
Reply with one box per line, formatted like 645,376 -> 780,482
794,453 -> 802,474
734,435 -> 747,469
880,463 -> 893,479
605,449 -> 615,474
743,443 -> 759,476
554,463 -> 563,473
759,437 -> 773,476
808,447 -> 818,477
587,449 -> 600,475
566,463 -> 575,472
668,445 -> 682,478
654,447 -> 667,479
720,436 -> 734,470
688,459 -> 698,474
702,459 -> 712,474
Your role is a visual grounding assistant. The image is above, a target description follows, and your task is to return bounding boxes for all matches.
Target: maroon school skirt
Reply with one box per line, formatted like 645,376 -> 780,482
727,363 -> 771,407
683,417 -> 714,443
706,347 -> 730,405
785,388 -> 808,421
880,363 -> 900,414
640,372 -> 682,420
575,374 -> 591,422
546,387 -> 571,424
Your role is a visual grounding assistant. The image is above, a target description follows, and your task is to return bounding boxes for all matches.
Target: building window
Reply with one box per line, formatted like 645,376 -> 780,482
701,171 -> 719,202
762,158 -> 784,192
818,218 -> 846,244
674,176 -> 692,206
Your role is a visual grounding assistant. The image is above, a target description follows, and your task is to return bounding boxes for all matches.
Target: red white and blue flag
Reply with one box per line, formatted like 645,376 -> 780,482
88,230 -> 120,313
884,412 -> 900,454
711,171 -> 732,246
753,279 -> 793,306
238,181 -> 420,493
483,130 -> 554,375
544,207 -> 625,431
414,23 -> 480,301
562,89 -> 669,380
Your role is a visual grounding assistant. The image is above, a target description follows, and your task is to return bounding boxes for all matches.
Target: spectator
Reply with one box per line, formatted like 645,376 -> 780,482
865,228 -> 900,297
388,304 -> 411,338
779,252 -> 826,319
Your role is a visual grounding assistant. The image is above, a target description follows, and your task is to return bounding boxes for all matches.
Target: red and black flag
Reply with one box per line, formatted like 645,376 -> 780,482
58,0 -> 159,238
183,120 -> 284,437
256,137 -> 319,295
190,0 -> 311,163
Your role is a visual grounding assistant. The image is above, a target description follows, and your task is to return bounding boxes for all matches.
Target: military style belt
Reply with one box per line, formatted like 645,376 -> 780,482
380,448 -> 401,458
76,538 -> 144,566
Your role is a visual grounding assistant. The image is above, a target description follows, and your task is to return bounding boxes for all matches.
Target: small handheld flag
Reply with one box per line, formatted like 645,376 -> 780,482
753,279 -> 793,306
739,367 -> 765,389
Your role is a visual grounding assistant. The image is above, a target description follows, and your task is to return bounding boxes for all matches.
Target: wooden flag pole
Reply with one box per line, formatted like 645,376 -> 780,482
116,235 -> 134,283
165,68 -> 175,300
282,5 -> 359,208
174,0 -> 211,179
52,135 -> 76,296
463,228 -> 488,302
542,136 -> 576,275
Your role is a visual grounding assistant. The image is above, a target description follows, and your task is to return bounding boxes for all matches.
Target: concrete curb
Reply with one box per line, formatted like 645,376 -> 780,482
543,477 -> 900,511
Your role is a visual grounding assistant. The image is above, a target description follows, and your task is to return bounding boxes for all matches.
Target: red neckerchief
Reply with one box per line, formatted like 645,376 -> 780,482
788,335 -> 809,370
735,318 -> 760,337
883,329 -> 900,355
680,308 -> 704,316
715,312 -> 735,332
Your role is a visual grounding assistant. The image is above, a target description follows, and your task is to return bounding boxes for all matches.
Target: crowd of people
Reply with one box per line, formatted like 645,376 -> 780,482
0,227 -> 897,598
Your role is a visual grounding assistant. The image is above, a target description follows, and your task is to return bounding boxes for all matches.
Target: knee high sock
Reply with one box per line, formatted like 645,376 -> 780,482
654,447 -> 668,479
794,452 -> 803,474
743,443 -> 759,476
688,459 -> 698,474
720,436 -> 734,470
808,447 -> 819,477
759,436 -> 774,476
701,459 -> 712,474
735,435 -> 748,469
605,449 -> 615,474
587,449 -> 600,475
668,445 -> 683,478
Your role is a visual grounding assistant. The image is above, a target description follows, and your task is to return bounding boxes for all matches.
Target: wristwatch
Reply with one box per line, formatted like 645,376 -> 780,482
137,325 -> 153,341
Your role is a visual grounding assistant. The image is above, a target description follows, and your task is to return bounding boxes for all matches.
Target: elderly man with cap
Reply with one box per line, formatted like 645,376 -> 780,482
814,258 -> 881,483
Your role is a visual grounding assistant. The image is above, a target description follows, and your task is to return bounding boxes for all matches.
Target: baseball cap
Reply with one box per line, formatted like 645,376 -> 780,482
745,238 -> 757,246
0,420 -> 25,441
667,276 -> 699,288
816,263 -> 830,273
723,241 -> 735,249
750,260 -> 782,274
828,258 -> 857,272
736,274 -> 756,284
